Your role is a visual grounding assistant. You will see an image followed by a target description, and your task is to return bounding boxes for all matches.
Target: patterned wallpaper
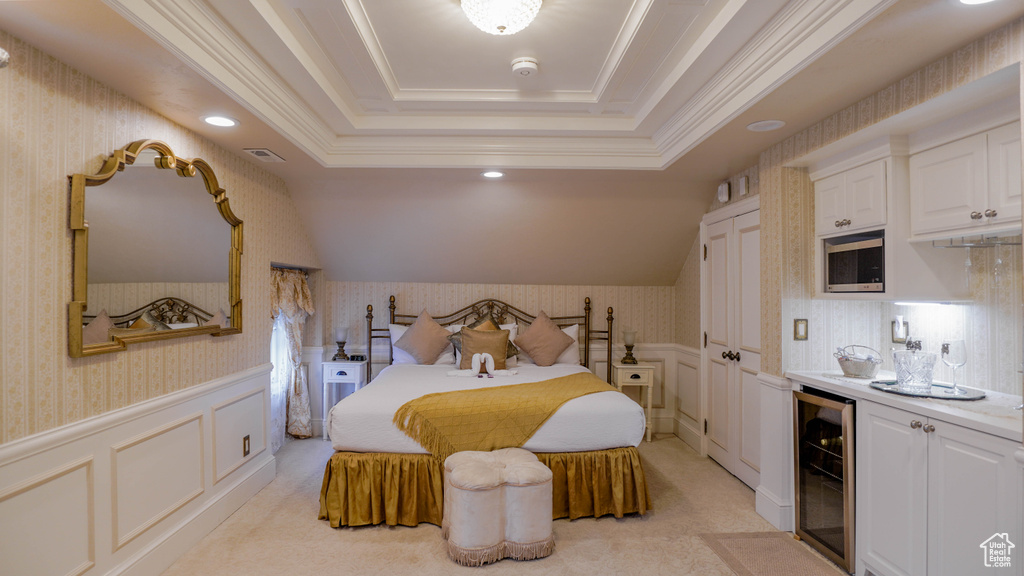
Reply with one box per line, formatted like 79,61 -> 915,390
673,237 -> 702,349
755,16 -> 1024,395
0,31 -> 320,444
323,281 -> 676,354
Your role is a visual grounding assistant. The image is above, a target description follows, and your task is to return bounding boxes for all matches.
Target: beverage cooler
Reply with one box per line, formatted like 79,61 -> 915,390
793,388 -> 855,573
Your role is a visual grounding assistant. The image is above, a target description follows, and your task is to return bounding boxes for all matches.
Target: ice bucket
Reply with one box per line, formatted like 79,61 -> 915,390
893,350 -> 937,394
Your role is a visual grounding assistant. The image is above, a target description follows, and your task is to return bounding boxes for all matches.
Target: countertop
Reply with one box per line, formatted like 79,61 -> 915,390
786,370 -> 1023,443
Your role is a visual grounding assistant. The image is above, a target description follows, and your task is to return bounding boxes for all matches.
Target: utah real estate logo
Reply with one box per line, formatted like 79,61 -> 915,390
980,533 -> 1014,569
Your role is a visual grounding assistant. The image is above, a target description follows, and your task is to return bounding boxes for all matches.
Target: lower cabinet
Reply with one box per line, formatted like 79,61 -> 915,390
858,401 -> 1021,576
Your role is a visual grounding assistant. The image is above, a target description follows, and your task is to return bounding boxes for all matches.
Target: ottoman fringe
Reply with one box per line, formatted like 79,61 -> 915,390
447,536 -> 556,567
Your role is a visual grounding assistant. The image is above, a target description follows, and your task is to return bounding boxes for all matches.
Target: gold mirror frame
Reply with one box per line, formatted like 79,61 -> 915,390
68,139 -> 243,357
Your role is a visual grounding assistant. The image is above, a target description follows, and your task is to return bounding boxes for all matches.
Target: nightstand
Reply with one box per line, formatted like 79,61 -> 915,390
612,363 -> 655,442
321,360 -> 367,440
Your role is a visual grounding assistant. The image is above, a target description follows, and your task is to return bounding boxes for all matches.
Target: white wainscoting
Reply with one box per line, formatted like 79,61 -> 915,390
0,364 -> 275,576
673,346 -> 702,452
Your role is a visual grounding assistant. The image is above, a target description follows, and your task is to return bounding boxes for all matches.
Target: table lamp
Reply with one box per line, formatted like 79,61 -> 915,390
332,326 -> 349,361
621,330 -> 638,364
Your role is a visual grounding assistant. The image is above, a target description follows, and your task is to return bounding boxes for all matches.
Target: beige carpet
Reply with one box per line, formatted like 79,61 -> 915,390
162,436 -> 845,576
700,532 -> 844,576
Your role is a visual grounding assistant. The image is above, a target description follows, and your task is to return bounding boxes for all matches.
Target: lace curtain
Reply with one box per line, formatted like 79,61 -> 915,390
270,267 -> 315,451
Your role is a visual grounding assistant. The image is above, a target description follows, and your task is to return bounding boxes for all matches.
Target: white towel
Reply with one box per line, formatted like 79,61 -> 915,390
471,353 -> 496,375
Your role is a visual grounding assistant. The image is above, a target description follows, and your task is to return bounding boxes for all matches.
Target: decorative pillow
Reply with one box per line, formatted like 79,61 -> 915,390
449,316 -> 519,359
129,317 -> 149,329
208,309 -> 229,328
517,324 -> 581,365
82,310 -> 114,346
453,323 -> 519,367
141,310 -> 170,331
513,311 -> 574,367
458,328 -> 509,371
390,323 -> 457,365
393,310 -> 453,365
166,322 -> 199,330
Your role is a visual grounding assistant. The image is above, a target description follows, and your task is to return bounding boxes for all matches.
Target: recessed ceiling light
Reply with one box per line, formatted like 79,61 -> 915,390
482,171 -> 504,178
959,0 -> 997,4
746,119 -> 786,132
204,116 -> 238,127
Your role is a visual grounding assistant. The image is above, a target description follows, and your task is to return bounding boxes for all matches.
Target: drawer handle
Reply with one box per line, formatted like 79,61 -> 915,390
970,211 -> 983,220
630,373 -> 641,379
910,420 -> 922,429
336,370 -> 347,376
985,209 -> 998,218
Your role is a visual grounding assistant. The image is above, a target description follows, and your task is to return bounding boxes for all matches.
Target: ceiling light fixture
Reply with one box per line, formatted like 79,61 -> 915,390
482,171 -> 505,178
746,119 -> 786,132
0,46 -> 9,69
461,0 -> 542,36
959,0 -> 998,4
204,115 -> 238,127
511,57 -> 538,77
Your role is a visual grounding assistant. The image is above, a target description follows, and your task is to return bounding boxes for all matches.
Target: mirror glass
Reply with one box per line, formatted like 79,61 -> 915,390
69,140 -> 242,356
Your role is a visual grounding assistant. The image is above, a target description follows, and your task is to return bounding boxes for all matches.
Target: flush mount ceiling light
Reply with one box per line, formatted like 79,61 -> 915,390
746,119 -> 786,132
203,115 -> 237,127
482,171 -> 505,178
959,0 -> 998,4
461,0 -> 542,36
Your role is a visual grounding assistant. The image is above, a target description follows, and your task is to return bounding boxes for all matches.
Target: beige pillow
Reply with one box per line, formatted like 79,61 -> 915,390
208,309 -> 229,328
82,310 -> 114,346
513,311 -> 574,367
458,328 -> 509,370
394,310 -> 452,364
448,315 -> 519,359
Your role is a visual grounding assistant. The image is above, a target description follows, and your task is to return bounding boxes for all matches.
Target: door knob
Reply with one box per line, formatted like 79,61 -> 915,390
734,351 -> 741,361
923,424 -> 935,433
910,420 -> 922,429
985,209 -> 998,218
970,211 -> 983,220
722,351 -> 729,360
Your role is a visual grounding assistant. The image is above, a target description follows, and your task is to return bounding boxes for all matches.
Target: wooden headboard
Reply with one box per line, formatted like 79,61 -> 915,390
365,296 -> 613,382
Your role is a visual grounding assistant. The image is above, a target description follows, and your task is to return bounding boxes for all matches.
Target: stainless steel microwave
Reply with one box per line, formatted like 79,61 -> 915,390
824,231 -> 884,292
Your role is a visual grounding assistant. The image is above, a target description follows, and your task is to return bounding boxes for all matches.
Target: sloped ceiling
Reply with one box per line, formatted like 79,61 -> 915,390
2,0 -> 1022,285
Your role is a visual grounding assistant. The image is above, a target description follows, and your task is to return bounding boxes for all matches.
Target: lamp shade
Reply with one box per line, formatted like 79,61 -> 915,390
623,330 -> 636,346
335,327 -> 349,343
461,0 -> 542,35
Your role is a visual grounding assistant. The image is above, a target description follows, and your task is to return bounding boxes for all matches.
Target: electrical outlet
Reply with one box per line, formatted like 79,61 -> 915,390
243,434 -> 250,457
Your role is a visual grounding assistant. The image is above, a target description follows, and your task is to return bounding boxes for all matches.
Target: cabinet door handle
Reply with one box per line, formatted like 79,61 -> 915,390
336,371 -> 347,376
834,220 -> 843,228
843,219 -> 852,227
985,209 -> 998,218
970,211 -> 983,220
910,420 -> 922,429
923,424 -> 935,433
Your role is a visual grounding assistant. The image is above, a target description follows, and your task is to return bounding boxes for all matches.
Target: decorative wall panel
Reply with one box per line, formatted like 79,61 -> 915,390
0,31 -> 320,444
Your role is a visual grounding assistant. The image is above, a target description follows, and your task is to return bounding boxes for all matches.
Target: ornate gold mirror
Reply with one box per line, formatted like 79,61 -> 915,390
69,139 -> 242,357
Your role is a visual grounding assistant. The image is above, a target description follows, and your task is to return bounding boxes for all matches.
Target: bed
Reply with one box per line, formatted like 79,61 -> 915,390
318,296 -> 651,528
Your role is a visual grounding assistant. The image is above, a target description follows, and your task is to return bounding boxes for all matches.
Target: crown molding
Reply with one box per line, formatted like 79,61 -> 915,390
103,0 -> 897,169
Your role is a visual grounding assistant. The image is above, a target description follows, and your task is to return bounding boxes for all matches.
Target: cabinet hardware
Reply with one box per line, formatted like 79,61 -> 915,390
923,424 -> 935,433
735,351 -> 741,361
704,332 -> 708,348
704,419 -> 708,434
970,211 -> 983,220
984,209 -> 998,218
722,351 -> 729,360
910,420 -> 922,429
336,371 -> 347,376
835,220 -> 843,228
630,373 -> 641,379
843,219 -> 851,226
703,244 -> 707,261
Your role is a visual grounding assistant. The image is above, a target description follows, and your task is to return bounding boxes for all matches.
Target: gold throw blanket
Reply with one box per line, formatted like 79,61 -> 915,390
393,372 -> 616,462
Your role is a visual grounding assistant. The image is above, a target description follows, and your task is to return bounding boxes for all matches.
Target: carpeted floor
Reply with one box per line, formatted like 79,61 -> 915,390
162,435 -> 846,576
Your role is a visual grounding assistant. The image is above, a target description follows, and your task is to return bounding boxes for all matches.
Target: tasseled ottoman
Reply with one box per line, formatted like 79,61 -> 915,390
442,448 -> 554,566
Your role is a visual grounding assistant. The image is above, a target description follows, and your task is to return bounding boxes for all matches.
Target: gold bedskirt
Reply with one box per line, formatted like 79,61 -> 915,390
318,447 -> 651,528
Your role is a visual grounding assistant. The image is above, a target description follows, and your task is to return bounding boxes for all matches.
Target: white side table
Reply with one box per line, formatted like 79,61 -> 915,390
321,360 -> 367,440
612,363 -> 655,442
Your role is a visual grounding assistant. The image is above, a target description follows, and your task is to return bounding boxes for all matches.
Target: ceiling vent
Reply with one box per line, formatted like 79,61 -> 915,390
243,148 -> 286,162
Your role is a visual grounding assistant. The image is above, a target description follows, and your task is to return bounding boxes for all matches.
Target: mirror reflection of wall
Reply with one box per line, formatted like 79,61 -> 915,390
85,148 -> 230,320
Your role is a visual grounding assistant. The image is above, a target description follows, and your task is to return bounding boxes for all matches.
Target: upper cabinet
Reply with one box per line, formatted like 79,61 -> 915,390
909,121 -> 1021,239
815,159 -> 887,236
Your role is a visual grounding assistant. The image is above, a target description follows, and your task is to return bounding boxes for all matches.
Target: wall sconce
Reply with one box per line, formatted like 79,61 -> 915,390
621,330 -> 638,365
333,326 -> 349,361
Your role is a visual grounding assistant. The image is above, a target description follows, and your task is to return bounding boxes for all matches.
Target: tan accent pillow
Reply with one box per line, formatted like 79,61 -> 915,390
458,328 -> 509,370
394,310 -> 452,364
513,311 -> 574,367
130,317 -> 149,329
82,310 -> 114,346
448,315 -> 519,359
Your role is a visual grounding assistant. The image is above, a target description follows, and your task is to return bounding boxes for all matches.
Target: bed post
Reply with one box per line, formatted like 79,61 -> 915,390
389,295 -> 396,323
606,307 -> 614,383
583,297 -> 592,368
366,304 -> 374,381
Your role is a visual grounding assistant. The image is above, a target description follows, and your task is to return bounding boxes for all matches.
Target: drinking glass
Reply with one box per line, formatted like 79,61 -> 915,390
940,340 -> 967,396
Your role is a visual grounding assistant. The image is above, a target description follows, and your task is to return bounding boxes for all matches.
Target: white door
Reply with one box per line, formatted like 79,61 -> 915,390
703,207 -> 760,489
986,121 -> 1022,228
814,172 -> 845,235
843,159 -> 887,233
910,133 -> 988,235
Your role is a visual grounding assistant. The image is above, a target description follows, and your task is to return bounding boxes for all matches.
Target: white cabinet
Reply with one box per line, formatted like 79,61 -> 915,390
815,159 -> 887,236
321,360 -> 366,439
858,401 -> 1020,576
702,203 -> 761,489
910,122 -> 1021,238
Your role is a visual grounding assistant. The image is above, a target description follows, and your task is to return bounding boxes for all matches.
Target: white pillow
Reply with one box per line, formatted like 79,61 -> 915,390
389,323 -> 457,365
518,324 -> 580,365
166,322 -> 199,330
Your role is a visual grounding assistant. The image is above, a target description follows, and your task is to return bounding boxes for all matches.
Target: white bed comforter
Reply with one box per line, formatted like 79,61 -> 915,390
327,364 -> 645,454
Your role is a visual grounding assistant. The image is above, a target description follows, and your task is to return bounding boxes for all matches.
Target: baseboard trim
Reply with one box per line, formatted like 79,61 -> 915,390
111,453 -> 276,576
755,486 -> 794,531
